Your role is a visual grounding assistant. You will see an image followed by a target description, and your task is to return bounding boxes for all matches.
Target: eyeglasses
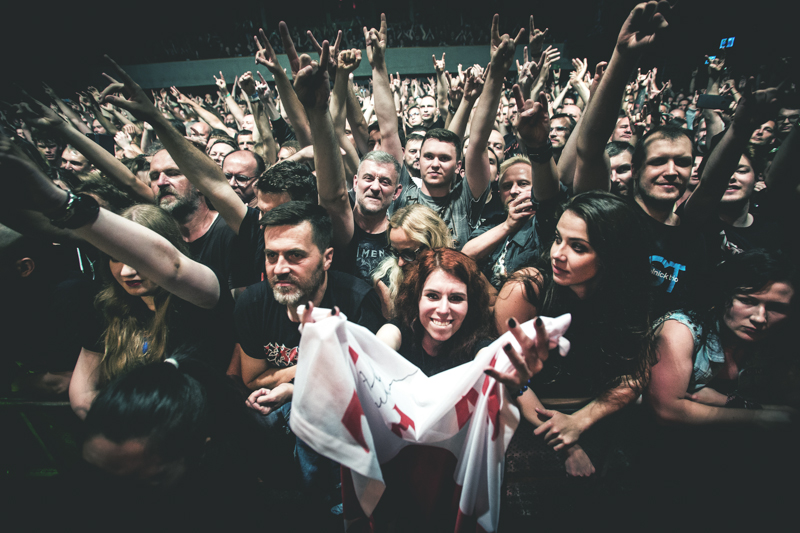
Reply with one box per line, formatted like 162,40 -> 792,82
225,172 -> 255,184
389,246 -> 426,263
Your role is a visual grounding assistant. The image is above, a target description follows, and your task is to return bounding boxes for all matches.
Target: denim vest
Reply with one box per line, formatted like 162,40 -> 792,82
654,311 -> 726,393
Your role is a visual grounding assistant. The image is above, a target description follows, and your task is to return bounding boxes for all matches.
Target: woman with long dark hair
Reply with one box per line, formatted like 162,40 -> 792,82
494,190 -> 656,474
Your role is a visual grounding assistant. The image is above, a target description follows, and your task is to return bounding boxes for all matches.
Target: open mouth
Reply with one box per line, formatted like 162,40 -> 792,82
430,318 -> 452,327
125,281 -> 143,288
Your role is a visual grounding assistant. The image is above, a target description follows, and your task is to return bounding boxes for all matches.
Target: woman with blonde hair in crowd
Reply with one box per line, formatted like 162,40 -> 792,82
372,204 -> 453,318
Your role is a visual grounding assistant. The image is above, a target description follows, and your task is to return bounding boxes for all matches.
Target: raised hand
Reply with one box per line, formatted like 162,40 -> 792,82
169,86 -> 191,105
293,40 -> 331,110
616,1 -> 670,54
363,13 -> 388,68
432,52 -> 446,73
308,29 -> 342,76
337,49 -> 362,76
528,14 -> 549,58
255,71 -> 271,99
114,130 -> 132,149
101,56 -> 161,121
512,84 -> 550,148
279,22 -> 302,77
14,96 -> 64,130
254,29 -> 283,76
589,61 -> 608,97
239,71 -> 257,96
213,71 -> 228,93
571,57 -> 588,81
490,14 -> 526,72
484,316 -> 550,392
731,78 -> 783,130
462,66 -> 485,100
706,55 -> 725,80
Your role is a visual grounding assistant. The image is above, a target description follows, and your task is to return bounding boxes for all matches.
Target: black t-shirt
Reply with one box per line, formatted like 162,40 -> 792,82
630,199 -> 710,316
231,206 -> 266,288
701,190 -> 795,265
82,293 -> 236,375
391,320 -> 493,377
235,270 -> 385,366
188,212 -> 237,290
332,224 -> 389,283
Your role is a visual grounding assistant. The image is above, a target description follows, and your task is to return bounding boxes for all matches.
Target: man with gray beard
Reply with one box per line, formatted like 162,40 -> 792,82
149,148 -> 236,289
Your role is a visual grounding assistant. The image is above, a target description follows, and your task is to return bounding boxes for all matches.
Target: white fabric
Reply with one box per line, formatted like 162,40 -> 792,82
291,309 -> 571,532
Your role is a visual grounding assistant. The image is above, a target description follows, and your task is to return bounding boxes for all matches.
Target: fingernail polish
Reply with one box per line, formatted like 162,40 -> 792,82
508,318 -> 517,328
504,343 -> 512,351
535,317 -> 543,326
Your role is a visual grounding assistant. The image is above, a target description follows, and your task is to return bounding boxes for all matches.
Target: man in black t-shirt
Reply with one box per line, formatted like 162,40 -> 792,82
236,202 -> 383,520
333,151 -> 402,283
630,126 -> 709,315
237,202 -> 384,412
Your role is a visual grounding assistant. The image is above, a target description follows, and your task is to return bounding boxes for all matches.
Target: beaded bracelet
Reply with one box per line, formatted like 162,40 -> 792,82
517,379 -> 532,397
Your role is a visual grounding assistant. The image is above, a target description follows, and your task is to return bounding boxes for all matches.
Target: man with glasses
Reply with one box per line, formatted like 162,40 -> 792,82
222,150 -> 265,208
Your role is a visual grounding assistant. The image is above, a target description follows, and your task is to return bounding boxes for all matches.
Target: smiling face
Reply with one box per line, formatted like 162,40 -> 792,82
724,282 -> 794,343
354,160 -> 400,216
721,154 -> 756,205
634,134 -> 693,208
749,120 -> 776,146
550,210 -> 600,299
418,269 -> 469,348
263,222 -> 332,307
420,138 -> 457,193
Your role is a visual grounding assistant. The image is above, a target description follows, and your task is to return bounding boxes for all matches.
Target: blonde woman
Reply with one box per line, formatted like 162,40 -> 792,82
372,204 -> 453,318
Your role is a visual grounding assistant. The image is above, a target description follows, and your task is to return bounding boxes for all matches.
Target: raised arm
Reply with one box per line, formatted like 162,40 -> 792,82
363,14 -> 403,165
331,49 -> 363,182
214,72 -> 245,129
702,57 -> 727,139
102,57 -> 248,236
0,134 -> 219,310
293,42 -> 354,248
684,81 -> 780,222
447,66 -> 484,141
465,15 -> 525,200
574,1 -> 670,194
42,83 -> 91,134
433,53 -> 449,120
513,87 -> 560,202
171,86 -> 236,137
255,26 -> 313,148
20,98 -> 154,204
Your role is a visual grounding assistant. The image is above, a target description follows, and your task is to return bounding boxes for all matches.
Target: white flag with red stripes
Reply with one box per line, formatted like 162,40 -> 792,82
290,309 -> 571,532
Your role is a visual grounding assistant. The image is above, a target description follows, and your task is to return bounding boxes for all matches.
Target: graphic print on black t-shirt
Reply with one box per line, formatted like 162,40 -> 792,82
264,342 -> 298,368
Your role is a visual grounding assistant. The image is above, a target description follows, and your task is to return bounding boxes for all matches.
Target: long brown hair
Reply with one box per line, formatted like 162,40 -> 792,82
394,248 -> 493,364
95,205 -> 189,383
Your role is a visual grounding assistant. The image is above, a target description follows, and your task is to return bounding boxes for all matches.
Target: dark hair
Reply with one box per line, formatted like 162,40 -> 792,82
121,155 -> 149,175
222,150 -> 266,177
423,128 -> 462,160
259,201 -> 332,252
73,177 -> 137,214
551,113 -> 577,134
85,355 -> 258,473
367,121 -> 381,134
631,125 -> 694,174
691,249 -> 798,350
168,120 -> 186,137
394,249 -> 493,365
256,160 -> 318,202
517,191 -> 655,394
235,130 -> 253,141
605,141 -> 635,158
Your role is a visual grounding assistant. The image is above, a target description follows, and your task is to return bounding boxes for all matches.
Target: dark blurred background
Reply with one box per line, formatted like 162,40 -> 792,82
2,0 -> 794,99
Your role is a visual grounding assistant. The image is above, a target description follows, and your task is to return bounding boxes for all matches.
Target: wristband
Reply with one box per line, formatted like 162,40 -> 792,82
249,93 -> 260,103
525,138 -> 554,164
49,191 -> 100,229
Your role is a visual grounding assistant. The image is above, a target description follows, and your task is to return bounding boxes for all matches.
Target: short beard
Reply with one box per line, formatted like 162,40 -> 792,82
160,187 -> 202,222
270,260 -> 326,307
